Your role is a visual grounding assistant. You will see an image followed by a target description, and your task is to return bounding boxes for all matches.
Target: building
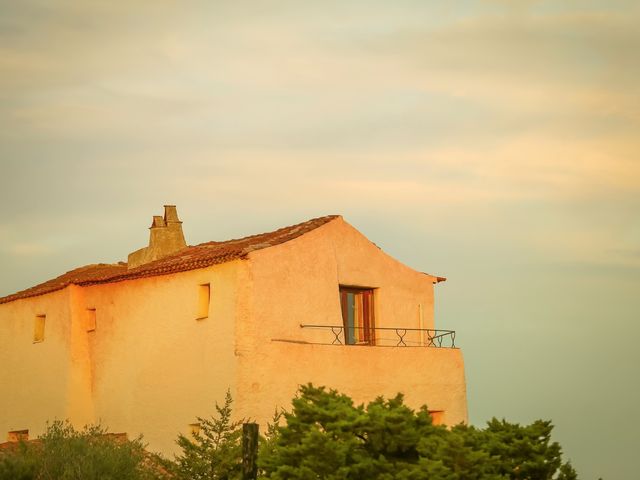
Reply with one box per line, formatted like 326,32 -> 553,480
0,206 -> 467,455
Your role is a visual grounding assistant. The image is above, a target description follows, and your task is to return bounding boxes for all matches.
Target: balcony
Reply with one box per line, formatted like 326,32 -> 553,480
299,324 -> 457,348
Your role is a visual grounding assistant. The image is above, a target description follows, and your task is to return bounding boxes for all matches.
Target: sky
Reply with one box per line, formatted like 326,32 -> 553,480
1,0 -> 639,477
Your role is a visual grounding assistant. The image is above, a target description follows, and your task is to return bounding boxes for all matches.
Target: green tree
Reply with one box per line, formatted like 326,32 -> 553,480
173,390 -> 243,480
258,384 -> 578,480
0,420 -> 166,480
258,408 -> 285,470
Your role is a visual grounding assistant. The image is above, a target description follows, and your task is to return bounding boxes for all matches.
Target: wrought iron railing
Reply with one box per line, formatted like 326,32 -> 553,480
299,324 -> 457,348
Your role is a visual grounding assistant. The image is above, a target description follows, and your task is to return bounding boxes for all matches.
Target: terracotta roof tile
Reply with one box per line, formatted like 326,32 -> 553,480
0,215 -> 339,305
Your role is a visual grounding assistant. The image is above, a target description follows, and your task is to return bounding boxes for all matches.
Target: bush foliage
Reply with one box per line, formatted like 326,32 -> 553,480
0,386 -> 578,479
0,420 -> 167,480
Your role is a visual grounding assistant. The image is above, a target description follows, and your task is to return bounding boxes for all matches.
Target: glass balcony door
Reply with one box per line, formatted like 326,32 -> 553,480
339,287 -> 375,345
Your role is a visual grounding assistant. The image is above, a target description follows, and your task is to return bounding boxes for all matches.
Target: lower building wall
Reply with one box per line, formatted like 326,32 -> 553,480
0,289 -> 73,441
235,342 -> 468,429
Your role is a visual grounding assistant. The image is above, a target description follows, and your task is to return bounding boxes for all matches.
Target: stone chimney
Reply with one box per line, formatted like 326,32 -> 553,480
127,205 -> 187,269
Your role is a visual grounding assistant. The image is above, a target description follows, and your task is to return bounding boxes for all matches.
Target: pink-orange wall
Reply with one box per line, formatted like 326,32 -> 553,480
235,218 -> 467,429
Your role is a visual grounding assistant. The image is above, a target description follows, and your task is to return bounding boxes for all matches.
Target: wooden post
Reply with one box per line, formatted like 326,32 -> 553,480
242,422 -> 259,480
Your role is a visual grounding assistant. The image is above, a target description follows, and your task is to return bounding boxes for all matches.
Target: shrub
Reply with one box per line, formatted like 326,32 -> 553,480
0,420 -> 167,480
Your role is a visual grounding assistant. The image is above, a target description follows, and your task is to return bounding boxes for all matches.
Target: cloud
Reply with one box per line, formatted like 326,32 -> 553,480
2,1 -> 638,157
5,242 -> 54,256
1,0 -> 638,269
352,9 -> 640,128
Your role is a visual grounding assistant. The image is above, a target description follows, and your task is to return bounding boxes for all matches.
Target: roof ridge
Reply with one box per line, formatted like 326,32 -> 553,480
195,214 -> 340,247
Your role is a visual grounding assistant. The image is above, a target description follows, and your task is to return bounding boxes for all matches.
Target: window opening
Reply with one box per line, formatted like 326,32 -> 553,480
33,315 -> 45,343
7,429 -> 29,442
86,308 -> 97,332
339,287 -> 375,345
197,284 -> 210,320
189,423 -> 201,437
429,410 -> 445,426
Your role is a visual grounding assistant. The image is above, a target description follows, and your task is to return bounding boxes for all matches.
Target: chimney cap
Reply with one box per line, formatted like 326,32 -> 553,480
150,215 -> 166,229
164,205 -> 181,223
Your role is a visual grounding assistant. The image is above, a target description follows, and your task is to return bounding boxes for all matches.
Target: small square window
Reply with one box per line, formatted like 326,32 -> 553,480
189,423 -> 201,437
197,284 -> 210,320
33,315 -> 45,343
7,429 -> 29,442
429,410 -> 445,426
86,308 -> 97,332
